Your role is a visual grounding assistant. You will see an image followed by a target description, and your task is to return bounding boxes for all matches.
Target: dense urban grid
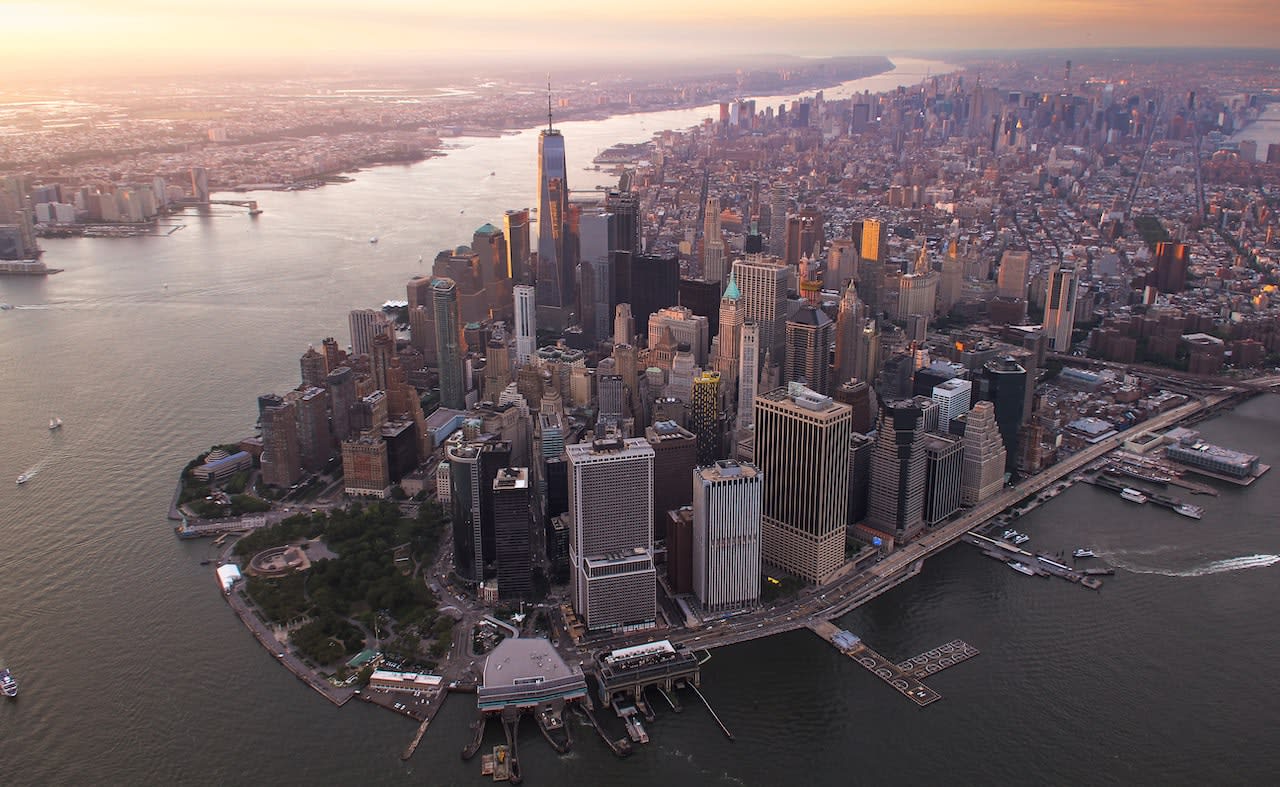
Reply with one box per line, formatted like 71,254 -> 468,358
6,50 -> 1280,771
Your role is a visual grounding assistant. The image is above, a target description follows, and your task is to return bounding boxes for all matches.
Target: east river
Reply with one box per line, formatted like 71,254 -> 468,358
3,58 -> 1280,785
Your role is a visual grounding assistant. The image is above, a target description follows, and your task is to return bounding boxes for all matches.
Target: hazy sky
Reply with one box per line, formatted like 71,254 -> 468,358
3,0 -> 1278,77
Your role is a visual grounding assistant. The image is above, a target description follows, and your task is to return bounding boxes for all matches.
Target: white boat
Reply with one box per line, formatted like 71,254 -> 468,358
1175,503 -> 1204,520
16,472 -> 30,485
1014,534 -> 1031,545
369,237 -> 378,244
49,416 -> 62,430
1073,548 -> 1096,559
1002,529 -> 1018,540
1008,561 -> 1037,576
1120,488 -> 1148,504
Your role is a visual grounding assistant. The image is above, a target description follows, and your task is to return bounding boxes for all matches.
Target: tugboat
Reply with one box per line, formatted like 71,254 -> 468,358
1,662 -> 18,698
1073,548 -> 1096,559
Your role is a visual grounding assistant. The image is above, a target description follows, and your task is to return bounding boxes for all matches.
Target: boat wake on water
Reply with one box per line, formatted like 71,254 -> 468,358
1103,552 -> 1280,578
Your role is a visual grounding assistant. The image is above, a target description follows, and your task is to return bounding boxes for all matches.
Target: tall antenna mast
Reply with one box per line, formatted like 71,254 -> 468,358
547,75 -> 553,132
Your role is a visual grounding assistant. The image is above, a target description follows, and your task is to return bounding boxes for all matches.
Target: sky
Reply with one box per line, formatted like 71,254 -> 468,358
2,0 -> 1277,78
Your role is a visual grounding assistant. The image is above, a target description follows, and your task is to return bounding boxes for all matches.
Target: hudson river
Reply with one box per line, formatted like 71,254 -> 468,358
3,58 -> 1280,785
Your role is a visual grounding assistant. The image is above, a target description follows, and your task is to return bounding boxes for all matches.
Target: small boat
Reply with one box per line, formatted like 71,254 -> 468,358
369,237 -> 378,244
49,416 -> 62,430
1014,534 -> 1030,545
1120,488 -> 1148,504
1175,503 -> 1204,520
0,664 -> 18,698
16,472 -> 30,485
1007,561 -> 1037,576
1002,529 -> 1018,540
200,559 -> 212,566
0,303 -> 13,310
1073,548 -> 1096,559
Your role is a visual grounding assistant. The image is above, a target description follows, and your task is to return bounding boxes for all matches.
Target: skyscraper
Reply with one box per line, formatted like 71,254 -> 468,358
713,273 -> 743,405
492,467 -> 533,600
754,383 -> 851,583
731,254 -> 789,367
867,400 -> 928,543
1042,264 -> 1077,351
833,284 -> 868,386
614,303 -> 635,346
567,436 -> 657,632
578,209 -> 615,344
648,305 -> 711,367
997,250 -> 1030,300
293,386 -> 332,473
693,461 -> 763,612
1151,241 -> 1189,293
348,308 -> 394,357
407,275 -> 437,362
628,254 -> 680,337
768,191 -> 789,257
300,346 -> 328,389
979,357 -> 1027,473
473,222 -> 511,321
513,284 -> 536,365
504,208 -> 532,284
260,399 -> 301,488
737,322 -> 759,431
536,118 -> 572,326
691,371 -> 722,466
931,377 -> 973,429
432,278 -> 466,410
960,401 -> 1007,505
922,433 -> 963,526
784,305 -> 834,395
645,420 -> 697,538
702,196 -> 727,287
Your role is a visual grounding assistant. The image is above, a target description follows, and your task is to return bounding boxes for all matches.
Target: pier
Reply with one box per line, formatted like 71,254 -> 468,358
897,640 -> 981,680
688,683 -> 735,740
965,533 -> 1103,590
808,620 -> 953,707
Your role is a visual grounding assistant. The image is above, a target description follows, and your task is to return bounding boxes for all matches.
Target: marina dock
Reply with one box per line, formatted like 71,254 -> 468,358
965,533 -> 1103,590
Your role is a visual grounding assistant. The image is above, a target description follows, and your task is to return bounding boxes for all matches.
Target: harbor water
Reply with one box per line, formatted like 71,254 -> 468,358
3,57 -> 1280,785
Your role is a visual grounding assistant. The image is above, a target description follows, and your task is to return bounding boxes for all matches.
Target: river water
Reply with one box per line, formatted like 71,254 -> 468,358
4,57 -> 1280,785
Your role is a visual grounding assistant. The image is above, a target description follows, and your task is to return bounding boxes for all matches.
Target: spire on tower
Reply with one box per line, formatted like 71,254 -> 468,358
547,76 -> 554,132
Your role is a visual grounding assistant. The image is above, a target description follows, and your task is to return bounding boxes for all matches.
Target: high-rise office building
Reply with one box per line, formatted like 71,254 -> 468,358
568,436 -> 657,632
867,400 -> 928,543
579,209 -> 615,344
492,467 -> 533,599
340,432 -> 390,498
859,218 -> 882,264
737,322 -> 760,431
473,222 -> 511,321
896,270 -> 939,320
504,209 -> 532,284
834,379 -> 874,435
536,117 -> 572,327
768,192 -> 789,257
833,284 -> 868,386
997,250 -> 1030,300
614,303 -> 635,346
847,432 -> 873,525
325,366 -> 355,444
979,357 -> 1027,472
713,273 -> 743,403
605,188 -> 640,256
754,383 -> 851,583
293,386 -> 332,472
703,196 -> 727,286
348,308 -> 394,357
922,433 -> 963,526
628,254 -> 680,336
370,332 -> 395,393
645,420 -> 697,539
960,401 -> 1006,505
693,461 -> 763,612
732,254 -> 789,367
691,371 -> 722,466
260,399 -> 302,488
432,278 -> 466,410
1042,264 -> 1077,351
784,209 -> 823,268
513,284 -> 536,365
784,305 -> 834,395
648,305 -> 711,367
931,377 -> 973,430
407,275 -> 437,362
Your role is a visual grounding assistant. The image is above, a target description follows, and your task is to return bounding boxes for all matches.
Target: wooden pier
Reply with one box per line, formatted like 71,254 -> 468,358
897,640 -> 981,680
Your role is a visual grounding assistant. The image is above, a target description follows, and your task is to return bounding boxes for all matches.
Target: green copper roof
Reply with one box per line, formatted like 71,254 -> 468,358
475,223 -> 499,235
722,271 -> 741,300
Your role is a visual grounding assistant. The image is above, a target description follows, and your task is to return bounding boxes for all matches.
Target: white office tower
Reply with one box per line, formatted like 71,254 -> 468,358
1042,264 -> 1077,351
348,308 -> 394,357
736,321 -> 759,431
567,436 -> 656,633
960,401 -> 1006,505
731,254 -> 789,366
513,285 -> 536,364
703,196 -> 726,287
694,461 -> 763,612
931,377 -> 973,429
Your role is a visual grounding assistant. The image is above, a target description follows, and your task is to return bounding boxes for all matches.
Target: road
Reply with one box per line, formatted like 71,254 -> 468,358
630,394 -> 1222,655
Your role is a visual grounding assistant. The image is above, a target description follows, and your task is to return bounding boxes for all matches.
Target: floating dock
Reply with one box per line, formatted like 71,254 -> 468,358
806,620 -> 982,707
965,534 -> 1103,590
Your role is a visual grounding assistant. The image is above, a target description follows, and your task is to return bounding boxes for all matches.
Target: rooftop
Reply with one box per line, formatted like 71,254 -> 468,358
481,637 -> 578,689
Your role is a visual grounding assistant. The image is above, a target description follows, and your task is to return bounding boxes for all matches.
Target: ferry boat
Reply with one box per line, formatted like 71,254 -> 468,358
1,664 -> 18,698
49,416 -> 62,430
1073,548 -> 1096,559
1120,488 -> 1149,504
1175,503 -> 1204,519
1007,561 -> 1037,576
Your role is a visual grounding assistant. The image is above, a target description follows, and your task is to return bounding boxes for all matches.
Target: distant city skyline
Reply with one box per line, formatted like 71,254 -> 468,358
3,1 -> 1277,78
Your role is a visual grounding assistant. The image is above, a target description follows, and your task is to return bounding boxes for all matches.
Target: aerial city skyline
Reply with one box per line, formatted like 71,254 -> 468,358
3,23 -> 1280,784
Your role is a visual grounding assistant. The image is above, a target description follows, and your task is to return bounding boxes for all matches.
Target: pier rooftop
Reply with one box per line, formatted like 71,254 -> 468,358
477,638 -> 587,712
